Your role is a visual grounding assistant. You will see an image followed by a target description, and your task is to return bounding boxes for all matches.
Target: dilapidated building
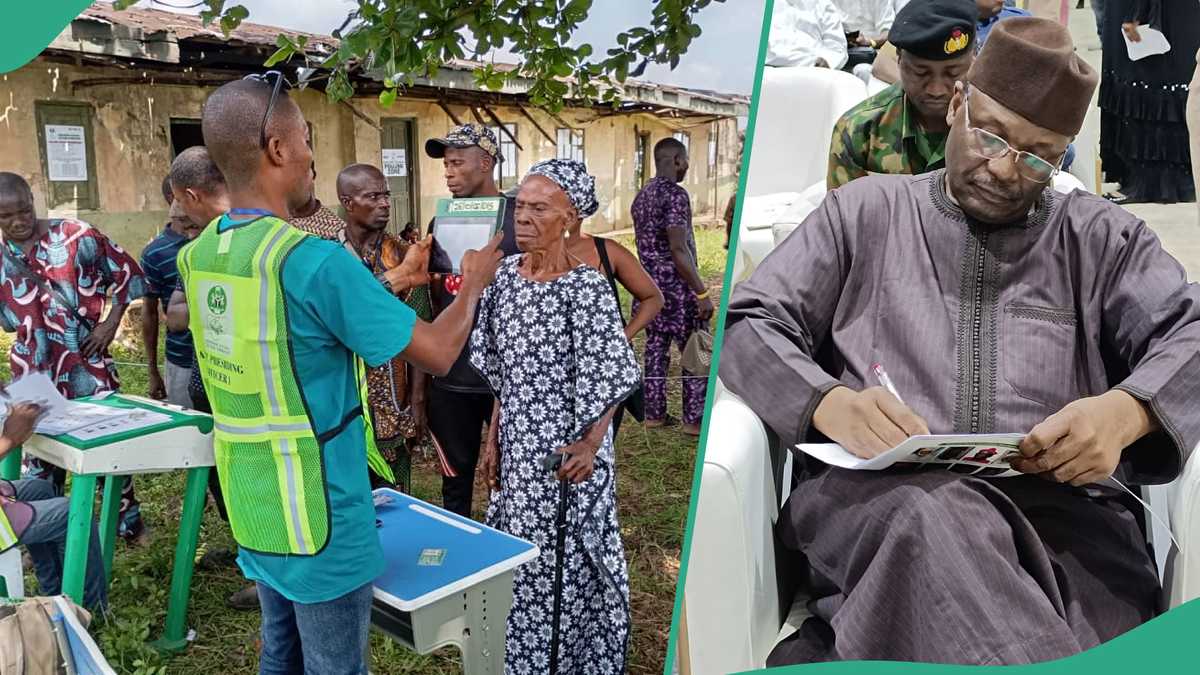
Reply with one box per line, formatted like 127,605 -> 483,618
0,3 -> 747,256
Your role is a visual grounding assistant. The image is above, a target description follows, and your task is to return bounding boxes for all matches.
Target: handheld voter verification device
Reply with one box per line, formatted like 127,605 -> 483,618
429,197 -> 506,275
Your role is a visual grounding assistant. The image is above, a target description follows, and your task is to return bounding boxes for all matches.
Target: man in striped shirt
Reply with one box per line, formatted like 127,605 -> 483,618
141,176 -> 200,406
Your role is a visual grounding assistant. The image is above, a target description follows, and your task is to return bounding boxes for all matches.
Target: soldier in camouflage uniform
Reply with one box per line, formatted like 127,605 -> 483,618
828,0 -> 979,189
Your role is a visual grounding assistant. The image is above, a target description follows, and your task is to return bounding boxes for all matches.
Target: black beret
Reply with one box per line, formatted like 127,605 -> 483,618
891,0 -> 979,61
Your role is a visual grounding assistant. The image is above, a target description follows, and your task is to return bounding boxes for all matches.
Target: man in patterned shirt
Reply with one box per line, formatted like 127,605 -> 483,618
631,137 -> 713,436
289,164 -> 346,240
0,172 -> 148,542
828,0 -> 977,189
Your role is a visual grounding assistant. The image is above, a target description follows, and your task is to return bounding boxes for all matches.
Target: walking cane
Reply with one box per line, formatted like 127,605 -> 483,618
543,452 -> 570,675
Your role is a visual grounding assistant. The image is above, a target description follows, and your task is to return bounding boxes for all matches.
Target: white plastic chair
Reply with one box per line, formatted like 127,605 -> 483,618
682,387 -> 1200,673
0,547 -> 23,599
681,391 -> 792,673
732,67 -> 865,285
745,67 -> 867,200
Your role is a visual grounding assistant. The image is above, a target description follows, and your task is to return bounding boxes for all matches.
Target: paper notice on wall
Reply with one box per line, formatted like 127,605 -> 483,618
45,125 -> 88,182
382,149 -> 407,177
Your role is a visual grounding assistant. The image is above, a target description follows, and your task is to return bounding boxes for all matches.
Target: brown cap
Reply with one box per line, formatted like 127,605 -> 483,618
966,17 -> 1098,137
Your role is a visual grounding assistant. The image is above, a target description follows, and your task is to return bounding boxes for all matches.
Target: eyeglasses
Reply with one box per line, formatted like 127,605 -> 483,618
963,90 -> 1061,184
243,71 -> 293,149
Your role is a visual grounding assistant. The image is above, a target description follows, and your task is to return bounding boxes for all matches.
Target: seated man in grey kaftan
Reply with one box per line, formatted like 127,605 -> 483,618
720,18 -> 1200,665
469,159 -> 641,674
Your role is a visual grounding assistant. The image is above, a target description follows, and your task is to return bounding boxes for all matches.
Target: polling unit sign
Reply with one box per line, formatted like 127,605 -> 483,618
45,124 -> 88,182
382,149 -> 407,177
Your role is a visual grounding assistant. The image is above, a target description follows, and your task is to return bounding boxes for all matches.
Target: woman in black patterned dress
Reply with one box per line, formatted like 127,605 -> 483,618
469,159 -> 641,674
1100,0 -> 1200,203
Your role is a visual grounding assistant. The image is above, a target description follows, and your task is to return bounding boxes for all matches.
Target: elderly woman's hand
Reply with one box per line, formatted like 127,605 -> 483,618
555,439 -> 599,484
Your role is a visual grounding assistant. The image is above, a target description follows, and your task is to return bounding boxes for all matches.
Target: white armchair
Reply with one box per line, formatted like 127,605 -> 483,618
681,388 -> 1200,674
732,67 -> 867,285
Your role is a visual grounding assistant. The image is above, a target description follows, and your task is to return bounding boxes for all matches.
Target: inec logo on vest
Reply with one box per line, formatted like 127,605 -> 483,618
200,281 -> 234,357
207,286 -> 228,318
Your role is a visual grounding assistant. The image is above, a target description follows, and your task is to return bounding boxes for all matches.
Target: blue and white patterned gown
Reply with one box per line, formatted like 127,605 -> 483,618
469,256 -> 641,674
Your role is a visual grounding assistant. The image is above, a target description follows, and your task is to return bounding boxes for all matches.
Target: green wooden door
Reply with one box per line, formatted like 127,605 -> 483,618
380,118 -> 417,233
35,102 -> 100,211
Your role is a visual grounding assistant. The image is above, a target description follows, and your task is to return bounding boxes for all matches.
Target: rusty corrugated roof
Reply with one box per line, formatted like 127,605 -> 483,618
79,2 -> 338,51
69,2 -> 748,108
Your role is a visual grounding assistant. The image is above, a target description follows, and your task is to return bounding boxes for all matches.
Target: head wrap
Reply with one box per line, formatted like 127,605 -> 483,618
525,159 -> 599,218
967,17 -> 1098,136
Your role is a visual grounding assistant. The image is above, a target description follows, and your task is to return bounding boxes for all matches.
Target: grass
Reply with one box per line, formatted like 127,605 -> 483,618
0,224 -> 727,675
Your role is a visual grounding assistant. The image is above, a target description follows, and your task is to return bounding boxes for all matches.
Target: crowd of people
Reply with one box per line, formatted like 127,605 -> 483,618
0,71 -> 717,670
737,1 -> 1200,667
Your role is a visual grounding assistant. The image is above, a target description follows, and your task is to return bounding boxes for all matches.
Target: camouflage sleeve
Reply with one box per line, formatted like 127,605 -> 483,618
827,115 -> 868,190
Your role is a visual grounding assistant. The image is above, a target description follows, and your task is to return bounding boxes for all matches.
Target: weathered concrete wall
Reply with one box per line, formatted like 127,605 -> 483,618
1,57 -> 740,257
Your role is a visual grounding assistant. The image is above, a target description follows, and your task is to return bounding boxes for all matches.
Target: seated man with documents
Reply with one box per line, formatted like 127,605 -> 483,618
721,18 -> 1200,665
0,397 -> 106,609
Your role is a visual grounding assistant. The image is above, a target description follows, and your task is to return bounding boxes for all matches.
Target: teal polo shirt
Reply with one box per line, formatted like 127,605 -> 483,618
217,215 -> 416,603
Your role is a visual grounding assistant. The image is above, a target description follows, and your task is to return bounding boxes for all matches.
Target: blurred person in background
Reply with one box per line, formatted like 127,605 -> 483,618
1100,0 -> 1199,204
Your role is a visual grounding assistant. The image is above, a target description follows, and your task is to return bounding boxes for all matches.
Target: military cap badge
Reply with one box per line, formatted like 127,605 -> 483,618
944,28 -> 970,55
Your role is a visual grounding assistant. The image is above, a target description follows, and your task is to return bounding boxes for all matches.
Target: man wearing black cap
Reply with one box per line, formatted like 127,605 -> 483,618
424,123 -> 520,518
724,17 -> 1200,664
828,0 -> 978,189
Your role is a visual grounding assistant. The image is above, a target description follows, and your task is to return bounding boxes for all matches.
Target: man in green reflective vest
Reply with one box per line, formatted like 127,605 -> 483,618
0,398 -> 107,609
178,75 -> 501,674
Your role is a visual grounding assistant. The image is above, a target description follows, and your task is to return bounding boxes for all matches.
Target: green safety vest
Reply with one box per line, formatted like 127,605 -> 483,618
178,215 -> 332,556
357,357 -> 395,485
0,502 -> 19,554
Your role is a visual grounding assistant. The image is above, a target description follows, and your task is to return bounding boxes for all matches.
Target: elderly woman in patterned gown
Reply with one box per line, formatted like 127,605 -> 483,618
470,159 -> 641,674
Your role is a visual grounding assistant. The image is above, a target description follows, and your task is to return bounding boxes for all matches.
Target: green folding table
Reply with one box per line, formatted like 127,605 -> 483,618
0,394 -> 214,653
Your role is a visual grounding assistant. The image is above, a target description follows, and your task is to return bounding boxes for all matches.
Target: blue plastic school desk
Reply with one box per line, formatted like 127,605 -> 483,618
371,488 -> 538,675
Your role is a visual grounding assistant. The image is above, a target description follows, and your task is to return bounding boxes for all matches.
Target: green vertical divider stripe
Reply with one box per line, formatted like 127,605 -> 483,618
661,1 -> 776,671
0,1 -> 95,74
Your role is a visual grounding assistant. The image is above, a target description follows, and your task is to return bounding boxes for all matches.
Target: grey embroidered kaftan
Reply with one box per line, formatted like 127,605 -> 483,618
720,171 -> 1200,664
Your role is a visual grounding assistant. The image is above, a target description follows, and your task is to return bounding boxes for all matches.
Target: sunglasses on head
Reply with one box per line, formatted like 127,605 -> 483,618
243,71 -> 294,149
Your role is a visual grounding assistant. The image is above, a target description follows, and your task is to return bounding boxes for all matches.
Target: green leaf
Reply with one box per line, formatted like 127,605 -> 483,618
219,5 -> 250,38
263,45 -> 294,67
379,88 -> 397,108
326,69 -> 355,102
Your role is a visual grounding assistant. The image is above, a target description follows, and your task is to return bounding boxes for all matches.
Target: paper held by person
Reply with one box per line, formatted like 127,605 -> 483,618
1125,25 -> 1171,62
797,433 -> 1027,478
0,372 -> 166,437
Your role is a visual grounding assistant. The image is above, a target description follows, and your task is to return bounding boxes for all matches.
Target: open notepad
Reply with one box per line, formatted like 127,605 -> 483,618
797,434 -> 1026,478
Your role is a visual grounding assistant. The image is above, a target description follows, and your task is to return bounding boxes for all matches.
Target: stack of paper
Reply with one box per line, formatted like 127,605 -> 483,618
0,373 -> 165,438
